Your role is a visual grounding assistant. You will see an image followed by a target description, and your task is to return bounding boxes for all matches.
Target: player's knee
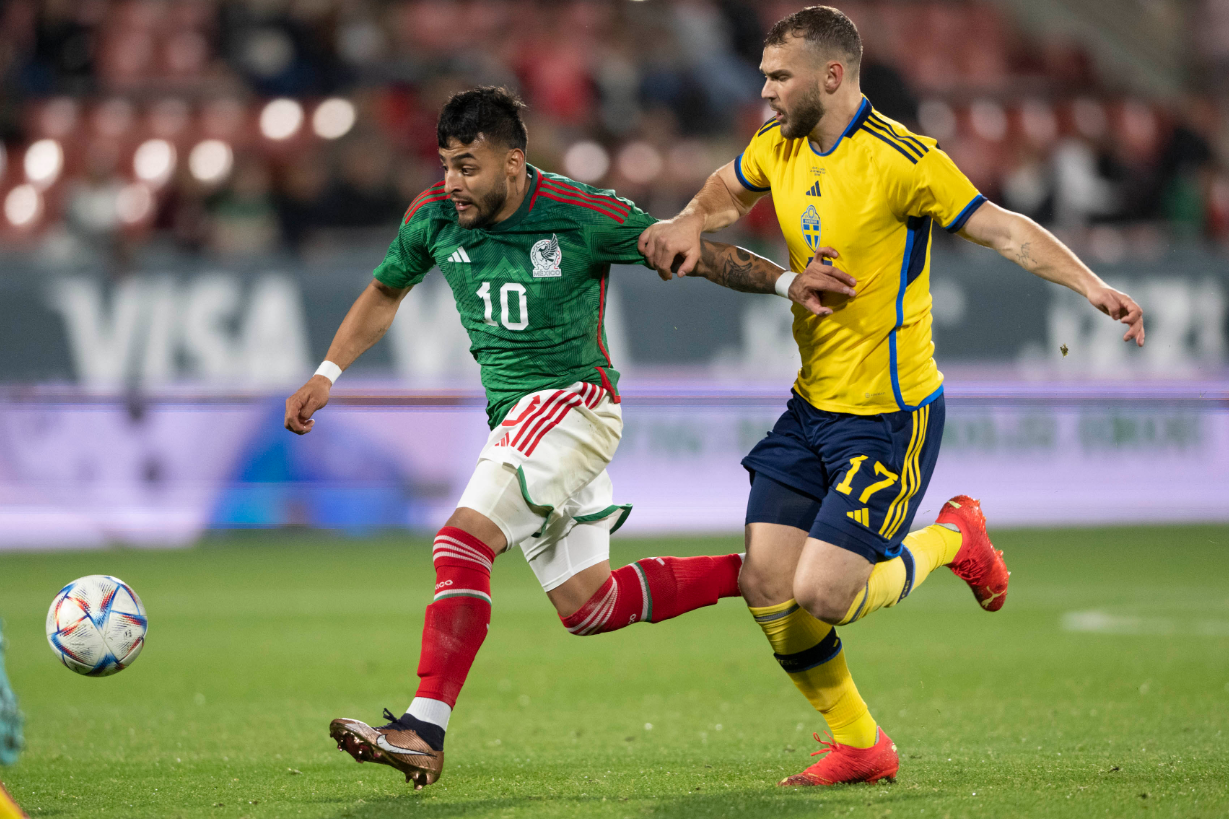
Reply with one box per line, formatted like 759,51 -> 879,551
738,559 -> 790,607
793,581 -> 849,626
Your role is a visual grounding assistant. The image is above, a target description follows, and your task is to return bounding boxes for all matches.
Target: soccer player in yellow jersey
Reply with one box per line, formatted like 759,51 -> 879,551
640,6 -> 1145,787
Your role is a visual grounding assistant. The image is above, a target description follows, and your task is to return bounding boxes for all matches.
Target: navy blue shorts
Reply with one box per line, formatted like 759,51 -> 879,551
743,391 -> 945,564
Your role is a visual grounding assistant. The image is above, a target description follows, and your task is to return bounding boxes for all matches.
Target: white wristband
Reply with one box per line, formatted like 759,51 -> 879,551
774,271 -> 798,299
314,360 -> 342,384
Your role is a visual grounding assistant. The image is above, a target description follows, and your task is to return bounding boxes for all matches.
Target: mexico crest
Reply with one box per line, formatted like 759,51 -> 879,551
801,205 -> 821,251
530,234 -> 563,278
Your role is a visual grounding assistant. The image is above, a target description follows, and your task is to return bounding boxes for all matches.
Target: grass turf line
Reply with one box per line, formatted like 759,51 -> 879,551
0,525 -> 1227,818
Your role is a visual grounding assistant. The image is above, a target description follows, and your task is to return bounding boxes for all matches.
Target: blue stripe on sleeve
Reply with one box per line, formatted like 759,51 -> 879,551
944,194 -> 987,233
733,153 -> 770,192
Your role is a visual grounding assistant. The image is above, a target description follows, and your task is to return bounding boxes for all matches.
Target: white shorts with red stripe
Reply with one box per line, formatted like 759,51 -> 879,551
456,381 -> 629,591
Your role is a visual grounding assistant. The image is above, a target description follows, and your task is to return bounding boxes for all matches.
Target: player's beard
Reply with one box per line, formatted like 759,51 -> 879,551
456,177 -> 509,230
779,86 -> 825,140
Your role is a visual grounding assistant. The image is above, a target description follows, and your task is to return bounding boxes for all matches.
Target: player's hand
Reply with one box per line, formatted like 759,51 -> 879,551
284,375 -> 332,435
1087,284 -> 1145,346
791,248 -> 857,317
638,215 -> 704,281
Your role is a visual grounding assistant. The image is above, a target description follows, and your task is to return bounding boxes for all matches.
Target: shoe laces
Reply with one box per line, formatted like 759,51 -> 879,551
378,708 -> 408,730
809,731 -> 839,758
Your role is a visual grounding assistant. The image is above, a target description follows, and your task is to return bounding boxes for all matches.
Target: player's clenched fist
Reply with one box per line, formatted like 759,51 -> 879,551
284,375 -> 332,435
638,214 -> 704,281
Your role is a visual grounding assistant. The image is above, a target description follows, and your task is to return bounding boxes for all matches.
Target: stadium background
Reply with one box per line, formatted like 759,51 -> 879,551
0,0 -> 1226,546
1,3 -> 1228,818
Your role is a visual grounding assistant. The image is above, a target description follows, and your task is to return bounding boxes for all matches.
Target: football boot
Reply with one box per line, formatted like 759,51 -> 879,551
329,709 -> 443,790
779,728 -> 899,786
937,495 -> 1010,611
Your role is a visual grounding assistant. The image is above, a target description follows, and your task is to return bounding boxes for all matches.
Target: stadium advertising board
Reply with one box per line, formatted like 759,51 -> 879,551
0,385 -> 1224,549
0,250 -> 1225,384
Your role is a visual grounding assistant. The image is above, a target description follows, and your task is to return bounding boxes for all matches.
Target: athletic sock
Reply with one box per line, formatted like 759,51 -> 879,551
560,554 -> 742,635
412,526 -> 496,746
0,780 -> 27,819
398,697 -> 451,751
839,523 -> 963,625
749,599 -> 878,749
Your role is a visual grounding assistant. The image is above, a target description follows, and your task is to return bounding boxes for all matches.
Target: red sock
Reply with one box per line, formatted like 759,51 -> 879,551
561,554 -> 742,635
415,526 -> 496,707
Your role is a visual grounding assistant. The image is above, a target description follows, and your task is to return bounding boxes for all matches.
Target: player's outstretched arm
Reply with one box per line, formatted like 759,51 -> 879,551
688,239 -> 856,318
639,161 -> 764,280
959,201 -> 1145,346
284,280 -> 412,435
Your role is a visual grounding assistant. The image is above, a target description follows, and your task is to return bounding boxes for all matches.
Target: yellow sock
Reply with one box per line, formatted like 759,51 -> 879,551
0,781 -> 25,819
839,523 -> 963,625
749,599 -> 878,748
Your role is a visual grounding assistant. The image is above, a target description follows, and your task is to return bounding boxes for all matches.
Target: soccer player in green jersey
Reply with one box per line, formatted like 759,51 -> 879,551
283,87 -> 847,790
0,621 -> 27,819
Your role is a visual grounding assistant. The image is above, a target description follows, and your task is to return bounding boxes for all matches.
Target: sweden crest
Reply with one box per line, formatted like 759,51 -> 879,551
801,205 -> 821,251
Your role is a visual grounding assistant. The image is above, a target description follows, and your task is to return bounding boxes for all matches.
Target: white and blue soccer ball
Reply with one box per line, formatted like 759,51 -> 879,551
46,576 -> 147,677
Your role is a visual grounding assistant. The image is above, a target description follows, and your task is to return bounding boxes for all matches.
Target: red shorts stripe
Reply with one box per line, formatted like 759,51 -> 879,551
510,390 -> 567,449
521,393 -> 583,456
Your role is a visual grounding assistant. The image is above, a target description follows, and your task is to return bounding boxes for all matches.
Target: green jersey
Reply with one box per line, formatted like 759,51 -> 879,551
373,167 -> 656,427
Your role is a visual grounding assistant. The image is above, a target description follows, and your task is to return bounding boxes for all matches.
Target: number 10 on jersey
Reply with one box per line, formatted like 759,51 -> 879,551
477,282 -> 529,331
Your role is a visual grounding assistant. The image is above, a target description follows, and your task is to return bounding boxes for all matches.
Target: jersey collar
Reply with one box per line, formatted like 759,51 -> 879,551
808,96 -> 871,158
485,167 -> 540,233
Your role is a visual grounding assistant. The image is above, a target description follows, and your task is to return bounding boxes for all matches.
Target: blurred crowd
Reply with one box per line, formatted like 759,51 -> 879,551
1,0 -> 1228,270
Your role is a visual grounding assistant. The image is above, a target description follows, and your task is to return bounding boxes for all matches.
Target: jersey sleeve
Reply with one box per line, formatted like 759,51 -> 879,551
372,209 -> 436,288
733,121 -> 778,192
584,197 -> 659,268
885,146 -> 986,232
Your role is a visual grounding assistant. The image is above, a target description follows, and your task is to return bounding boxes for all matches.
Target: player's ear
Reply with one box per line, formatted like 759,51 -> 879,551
505,147 -> 525,177
824,60 -> 845,93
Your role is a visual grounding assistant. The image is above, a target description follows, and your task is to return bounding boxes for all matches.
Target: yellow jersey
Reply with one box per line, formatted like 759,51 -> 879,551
736,97 -> 984,414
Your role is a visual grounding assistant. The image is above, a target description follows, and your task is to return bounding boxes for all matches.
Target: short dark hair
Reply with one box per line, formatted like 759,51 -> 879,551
765,6 -> 862,72
437,86 -> 528,151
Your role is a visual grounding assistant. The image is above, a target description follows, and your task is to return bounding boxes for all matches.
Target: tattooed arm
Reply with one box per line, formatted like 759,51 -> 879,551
958,200 -> 1144,346
691,241 -> 779,293
681,239 -> 857,317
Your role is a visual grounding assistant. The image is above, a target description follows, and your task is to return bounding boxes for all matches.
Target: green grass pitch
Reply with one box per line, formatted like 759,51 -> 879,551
1,526 -> 1227,818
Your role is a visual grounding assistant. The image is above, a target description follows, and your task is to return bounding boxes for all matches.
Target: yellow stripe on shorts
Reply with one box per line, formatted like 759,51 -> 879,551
880,404 -> 929,540
878,408 -> 920,538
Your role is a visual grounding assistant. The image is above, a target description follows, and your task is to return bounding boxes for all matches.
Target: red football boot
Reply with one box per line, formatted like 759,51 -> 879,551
778,728 -> 899,786
937,495 -> 1009,612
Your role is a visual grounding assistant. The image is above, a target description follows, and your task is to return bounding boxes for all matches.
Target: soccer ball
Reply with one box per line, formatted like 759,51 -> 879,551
46,576 -> 148,677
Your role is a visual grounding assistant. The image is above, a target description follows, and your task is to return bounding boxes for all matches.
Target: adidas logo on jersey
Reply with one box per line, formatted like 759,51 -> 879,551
448,247 -> 471,263
805,181 -> 822,197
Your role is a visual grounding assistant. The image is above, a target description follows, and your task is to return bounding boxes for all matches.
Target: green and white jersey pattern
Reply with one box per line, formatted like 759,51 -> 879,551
374,167 -> 656,427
